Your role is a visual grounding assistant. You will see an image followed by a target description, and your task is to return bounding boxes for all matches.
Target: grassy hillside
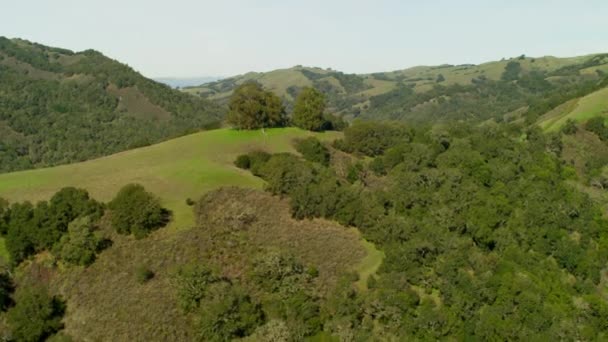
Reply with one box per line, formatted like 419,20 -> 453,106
0,127 -> 383,340
538,86 -> 608,131
0,128 -> 340,231
48,188 -> 368,341
184,54 -> 608,122
0,37 -> 224,173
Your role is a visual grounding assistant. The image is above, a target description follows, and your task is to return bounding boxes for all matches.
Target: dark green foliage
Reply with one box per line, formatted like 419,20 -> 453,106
234,154 -> 251,169
561,119 -> 578,135
197,285 -> 264,342
259,154 -> 314,196
135,266 -> 155,284
0,270 -> 13,311
53,216 -> 100,266
294,137 -> 330,166
6,286 -> 65,342
250,251 -> 322,338
436,74 -> 445,83
108,184 -> 168,238
0,37 -> 223,173
245,151 -> 272,176
338,121 -> 412,156
292,87 -> 326,131
0,197 -> 8,235
243,122 -> 608,339
3,187 -> 103,265
585,116 -> 608,141
501,61 -> 521,81
227,82 -> 286,129
346,162 -> 364,183
322,113 -> 348,131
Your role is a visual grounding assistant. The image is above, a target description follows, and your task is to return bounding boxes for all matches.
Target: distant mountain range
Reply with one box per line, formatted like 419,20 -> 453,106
183,54 -> 608,124
154,76 -> 224,88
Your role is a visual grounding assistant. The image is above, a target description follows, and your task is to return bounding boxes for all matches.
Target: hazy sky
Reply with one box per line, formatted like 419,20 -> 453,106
2,0 -> 607,78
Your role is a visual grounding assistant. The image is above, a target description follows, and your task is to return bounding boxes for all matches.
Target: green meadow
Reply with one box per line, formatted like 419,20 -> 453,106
0,128 -> 340,231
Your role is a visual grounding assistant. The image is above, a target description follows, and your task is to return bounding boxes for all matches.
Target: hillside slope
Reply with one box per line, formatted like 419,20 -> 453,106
0,127 -> 340,231
0,37 -> 224,173
185,54 -> 608,124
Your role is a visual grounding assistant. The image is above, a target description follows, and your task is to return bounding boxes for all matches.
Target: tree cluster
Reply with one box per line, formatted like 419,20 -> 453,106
239,121 -> 608,339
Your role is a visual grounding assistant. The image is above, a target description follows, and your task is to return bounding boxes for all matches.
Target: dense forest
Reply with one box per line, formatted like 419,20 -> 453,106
0,37 -> 223,173
232,120 -> 608,340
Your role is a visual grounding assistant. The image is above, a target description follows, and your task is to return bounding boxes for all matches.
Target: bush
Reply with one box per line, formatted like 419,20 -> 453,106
247,151 -> 272,176
0,270 -> 13,311
6,286 -> 65,341
340,121 -> 412,156
108,184 -> 168,239
322,114 -> 348,131
136,266 -> 155,284
0,197 -> 8,235
197,285 -> 264,341
294,137 -> 330,166
234,154 -> 251,169
585,116 -> 608,141
561,119 -> 578,135
53,216 -> 100,266
172,264 -> 221,312
260,154 -> 314,195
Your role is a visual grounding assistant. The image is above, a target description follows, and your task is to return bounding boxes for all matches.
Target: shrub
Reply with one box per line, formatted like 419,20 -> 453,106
340,121 -> 412,156
585,116 -> 608,141
108,184 -> 168,239
0,270 -> 13,311
561,119 -> 578,135
172,264 -> 221,312
294,137 -> 330,166
197,285 -> 264,341
6,286 -> 65,341
0,197 -> 9,235
136,266 -> 155,284
53,216 -> 100,266
260,154 -> 314,195
234,154 -> 251,169
247,151 -> 272,176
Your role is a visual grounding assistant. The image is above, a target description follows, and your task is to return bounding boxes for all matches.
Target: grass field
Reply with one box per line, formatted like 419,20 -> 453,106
539,87 -> 608,131
0,127 -> 340,231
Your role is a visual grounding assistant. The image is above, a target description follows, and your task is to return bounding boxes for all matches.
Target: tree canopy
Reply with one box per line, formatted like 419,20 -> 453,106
292,87 -> 326,131
227,82 -> 286,129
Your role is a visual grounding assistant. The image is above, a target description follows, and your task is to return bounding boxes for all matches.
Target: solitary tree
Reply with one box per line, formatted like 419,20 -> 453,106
227,82 -> 286,130
292,87 -> 326,131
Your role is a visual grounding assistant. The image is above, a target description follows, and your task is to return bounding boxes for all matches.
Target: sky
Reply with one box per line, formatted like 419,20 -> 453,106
2,0 -> 607,78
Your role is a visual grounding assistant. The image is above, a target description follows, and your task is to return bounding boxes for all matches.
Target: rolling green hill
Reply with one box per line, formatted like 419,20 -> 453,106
184,54 -> 608,123
538,86 -> 608,131
0,127 -> 340,231
0,37 -> 224,173
0,127 -> 385,340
